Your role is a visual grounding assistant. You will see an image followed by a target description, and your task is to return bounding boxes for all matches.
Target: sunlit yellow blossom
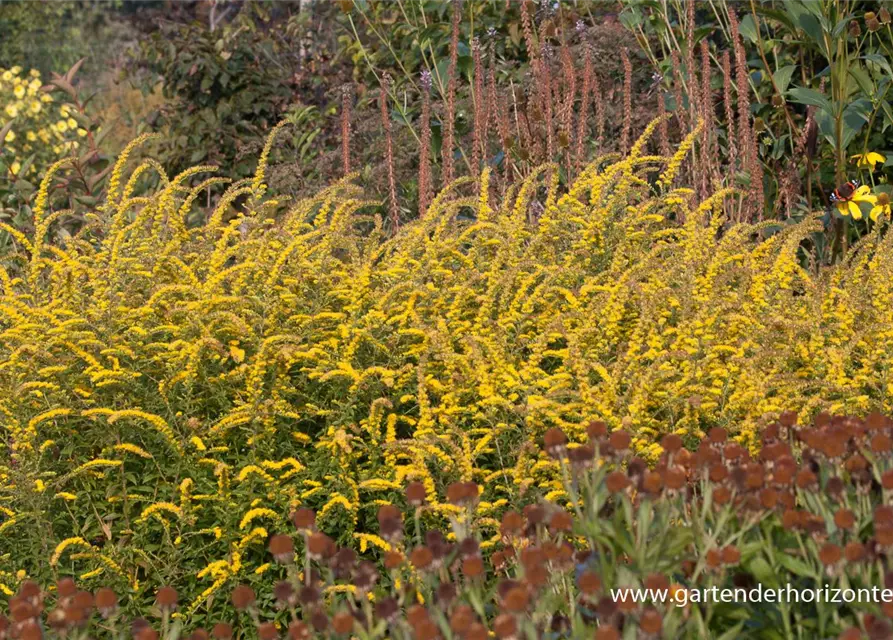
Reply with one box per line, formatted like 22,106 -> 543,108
56,119 -> 68,132
13,85 -> 25,99
835,184 -> 876,219
852,151 -> 886,169
10,161 -> 20,175
871,192 -> 891,222
4,104 -> 17,118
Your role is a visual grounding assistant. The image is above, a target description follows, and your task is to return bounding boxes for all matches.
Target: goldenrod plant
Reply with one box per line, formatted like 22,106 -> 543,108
3,118 -> 893,622
3,412 -> 893,638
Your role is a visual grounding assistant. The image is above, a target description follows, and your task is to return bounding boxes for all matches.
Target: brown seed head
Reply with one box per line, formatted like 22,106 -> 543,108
231,585 -> 256,611
405,482 -> 427,506
290,508 -> 316,532
269,534 -> 294,562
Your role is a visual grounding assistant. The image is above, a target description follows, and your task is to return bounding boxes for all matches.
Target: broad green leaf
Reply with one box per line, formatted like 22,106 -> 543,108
841,98 -> 872,148
776,552 -> 814,579
849,64 -> 875,99
745,555 -> 778,587
788,86 -> 833,114
739,14 -> 759,43
774,65 -> 797,95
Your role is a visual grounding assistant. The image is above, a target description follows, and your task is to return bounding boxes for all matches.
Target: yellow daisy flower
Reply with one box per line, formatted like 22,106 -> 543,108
871,193 -> 891,222
835,184 -> 876,219
10,161 -> 21,175
5,104 -> 17,118
4,130 -> 15,143
851,151 -> 886,169
13,85 -> 25,99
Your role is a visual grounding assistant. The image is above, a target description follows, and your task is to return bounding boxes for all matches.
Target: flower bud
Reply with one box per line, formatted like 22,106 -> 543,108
881,7 -> 891,23
850,20 -> 862,37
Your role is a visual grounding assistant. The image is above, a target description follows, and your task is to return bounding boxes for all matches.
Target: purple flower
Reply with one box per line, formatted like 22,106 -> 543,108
420,70 -> 433,92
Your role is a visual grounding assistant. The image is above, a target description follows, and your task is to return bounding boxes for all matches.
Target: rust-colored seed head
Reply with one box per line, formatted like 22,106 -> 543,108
377,504 -> 402,525
291,508 -> 316,532
871,433 -> 893,453
95,587 -> 117,616
212,624 -> 233,640
834,509 -> 855,530
405,482 -> 427,506
410,546 -> 434,570
640,607 -> 663,634
257,622 -> 279,640
501,510 -> 524,536
298,585 -> 320,606
606,471 -> 630,493
549,510 -> 573,533
231,585 -> 256,611
594,626 -> 621,640
493,613 -> 518,638
155,586 -> 178,611
407,604 -> 430,629
644,573 -> 669,592
73,590 -> 93,611
708,427 -> 728,443
819,543 -> 842,566
705,548 -> 722,568
642,471 -> 663,494
310,610 -> 329,633
845,542 -> 866,563
720,545 -> 741,565
436,582 -> 457,607
57,578 -> 76,599
136,629 -> 160,640
384,550 -> 404,570
307,532 -> 335,558
664,466 -> 686,490
189,630 -> 210,640
273,581 -> 294,605
332,611 -> 355,634
661,433 -> 683,452
544,427 -> 568,456
269,534 -> 295,562
578,570 -> 602,595
609,430 -> 631,451
450,605 -> 476,634
288,621 -> 310,640
502,586 -> 529,612
587,420 -> 608,439
462,556 -> 485,578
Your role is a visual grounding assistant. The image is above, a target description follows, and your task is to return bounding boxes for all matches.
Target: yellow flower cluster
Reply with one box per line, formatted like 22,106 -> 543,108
0,66 -> 88,178
3,119 -> 893,614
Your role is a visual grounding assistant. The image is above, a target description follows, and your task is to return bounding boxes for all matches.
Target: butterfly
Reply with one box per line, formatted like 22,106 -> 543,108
830,180 -> 860,204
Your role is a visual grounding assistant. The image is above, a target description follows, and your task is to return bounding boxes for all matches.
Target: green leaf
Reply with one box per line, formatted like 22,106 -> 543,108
785,2 -> 824,48
841,98 -> 872,148
849,65 -> 875,99
752,5 -> 796,30
776,553 -> 814,579
739,14 -> 759,43
788,86 -> 833,114
745,555 -> 778,588
774,65 -> 797,95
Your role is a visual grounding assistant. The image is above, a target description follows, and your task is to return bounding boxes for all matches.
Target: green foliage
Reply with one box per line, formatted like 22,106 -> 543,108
127,5 -> 313,179
619,0 -> 893,203
0,1 -> 131,77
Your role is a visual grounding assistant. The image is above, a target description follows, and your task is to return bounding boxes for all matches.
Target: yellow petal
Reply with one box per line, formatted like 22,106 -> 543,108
848,200 -> 862,219
855,185 -> 872,197
870,152 -> 886,164
836,202 -> 850,216
871,205 -> 883,222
